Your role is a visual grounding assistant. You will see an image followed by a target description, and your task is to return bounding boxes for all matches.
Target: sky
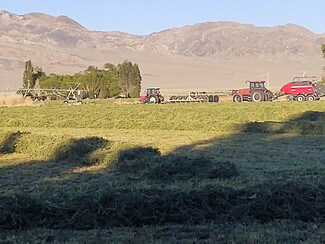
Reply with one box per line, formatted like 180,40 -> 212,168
1,0 -> 325,35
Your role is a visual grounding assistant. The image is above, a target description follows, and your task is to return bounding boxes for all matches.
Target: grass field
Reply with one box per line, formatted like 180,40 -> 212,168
1,98 -> 325,243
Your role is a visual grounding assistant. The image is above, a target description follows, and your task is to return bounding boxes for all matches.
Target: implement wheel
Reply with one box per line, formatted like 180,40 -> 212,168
213,95 -> 219,102
296,95 -> 305,102
306,95 -> 315,101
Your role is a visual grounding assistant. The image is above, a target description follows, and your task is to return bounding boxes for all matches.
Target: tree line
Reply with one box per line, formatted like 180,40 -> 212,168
22,60 -> 142,98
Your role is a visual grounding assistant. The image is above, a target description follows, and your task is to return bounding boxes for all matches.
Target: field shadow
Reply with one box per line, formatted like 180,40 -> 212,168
0,111 -> 325,232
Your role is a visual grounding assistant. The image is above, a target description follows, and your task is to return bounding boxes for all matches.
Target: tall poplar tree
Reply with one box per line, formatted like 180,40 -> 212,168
22,60 -> 35,88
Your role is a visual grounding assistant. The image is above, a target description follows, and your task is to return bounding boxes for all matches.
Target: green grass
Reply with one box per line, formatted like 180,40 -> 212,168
1,99 -> 325,243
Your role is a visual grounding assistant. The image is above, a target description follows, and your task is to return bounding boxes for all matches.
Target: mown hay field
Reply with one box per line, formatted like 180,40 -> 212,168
1,98 -> 325,243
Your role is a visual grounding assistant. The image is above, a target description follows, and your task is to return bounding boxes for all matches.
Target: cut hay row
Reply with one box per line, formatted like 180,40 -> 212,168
1,100 -> 325,242
0,100 -> 325,135
1,180 -> 325,230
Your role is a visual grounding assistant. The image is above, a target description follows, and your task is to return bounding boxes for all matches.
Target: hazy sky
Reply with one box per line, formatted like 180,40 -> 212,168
1,0 -> 324,35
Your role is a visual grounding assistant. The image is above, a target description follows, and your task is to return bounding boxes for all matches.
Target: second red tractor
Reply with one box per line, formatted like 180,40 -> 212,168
230,80 -> 274,102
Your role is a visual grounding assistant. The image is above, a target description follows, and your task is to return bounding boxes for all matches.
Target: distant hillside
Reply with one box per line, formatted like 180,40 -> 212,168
147,22 -> 325,57
0,10 -> 324,90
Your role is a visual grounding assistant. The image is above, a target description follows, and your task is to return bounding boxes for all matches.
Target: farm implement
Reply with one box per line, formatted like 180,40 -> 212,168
139,87 -> 220,103
167,92 -> 219,103
275,76 -> 325,101
230,77 -> 325,102
16,83 -> 84,103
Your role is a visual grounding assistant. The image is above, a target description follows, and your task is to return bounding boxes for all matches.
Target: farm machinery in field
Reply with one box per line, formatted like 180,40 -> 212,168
141,76 -> 325,104
16,83 -> 84,103
230,80 -> 275,102
139,87 -> 220,103
168,92 -> 219,103
275,76 -> 325,101
139,87 -> 165,103
230,77 -> 325,102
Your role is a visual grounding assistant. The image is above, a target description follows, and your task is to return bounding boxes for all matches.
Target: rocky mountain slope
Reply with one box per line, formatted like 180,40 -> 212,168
0,10 -> 324,90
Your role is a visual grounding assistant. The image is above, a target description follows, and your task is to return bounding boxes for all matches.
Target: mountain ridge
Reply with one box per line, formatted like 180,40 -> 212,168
0,10 -> 324,90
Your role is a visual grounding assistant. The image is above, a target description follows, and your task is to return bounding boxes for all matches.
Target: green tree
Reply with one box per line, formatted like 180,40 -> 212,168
117,60 -> 142,98
22,60 -> 45,88
78,66 -> 108,98
39,73 -> 76,89
22,60 -> 35,88
103,63 -> 121,97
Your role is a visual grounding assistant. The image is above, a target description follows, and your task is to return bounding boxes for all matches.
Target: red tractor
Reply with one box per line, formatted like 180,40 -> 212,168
277,76 -> 325,101
139,87 -> 164,103
230,80 -> 274,102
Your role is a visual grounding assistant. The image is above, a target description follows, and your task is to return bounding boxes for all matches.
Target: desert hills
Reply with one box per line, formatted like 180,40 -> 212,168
0,10 -> 324,92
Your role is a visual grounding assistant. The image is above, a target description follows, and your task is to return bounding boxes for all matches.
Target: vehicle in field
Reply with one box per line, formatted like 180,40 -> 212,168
230,80 -> 274,102
139,87 -> 164,103
167,91 -> 219,103
277,76 -> 325,101
140,87 -> 220,103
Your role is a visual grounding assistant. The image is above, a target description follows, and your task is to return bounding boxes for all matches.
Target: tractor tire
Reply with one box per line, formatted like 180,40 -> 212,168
252,91 -> 263,102
149,95 -> 158,103
233,94 -> 242,102
159,96 -> 164,103
306,95 -> 315,101
213,95 -> 219,102
208,95 -> 214,102
265,90 -> 274,101
296,95 -> 305,102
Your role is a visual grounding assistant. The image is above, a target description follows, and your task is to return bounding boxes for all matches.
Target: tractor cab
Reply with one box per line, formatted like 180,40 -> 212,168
146,87 -> 161,96
246,80 -> 266,91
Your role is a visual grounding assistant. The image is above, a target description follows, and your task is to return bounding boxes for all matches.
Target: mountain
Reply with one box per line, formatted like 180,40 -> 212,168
0,10 -> 324,91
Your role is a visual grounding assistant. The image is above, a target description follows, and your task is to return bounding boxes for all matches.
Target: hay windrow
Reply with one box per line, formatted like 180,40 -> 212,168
114,147 -> 239,181
1,101 -> 325,241
240,111 -> 325,135
51,136 -> 109,166
1,181 -> 325,230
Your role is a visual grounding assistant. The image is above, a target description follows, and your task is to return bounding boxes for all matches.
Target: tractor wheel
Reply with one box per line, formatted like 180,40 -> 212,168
265,90 -> 274,101
149,95 -> 158,103
213,95 -> 219,102
296,95 -> 305,102
208,95 -> 214,102
233,94 -> 242,102
306,95 -> 315,101
252,91 -> 263,102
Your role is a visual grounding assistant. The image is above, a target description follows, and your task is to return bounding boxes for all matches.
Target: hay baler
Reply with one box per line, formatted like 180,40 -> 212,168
276,76 -> 325,101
